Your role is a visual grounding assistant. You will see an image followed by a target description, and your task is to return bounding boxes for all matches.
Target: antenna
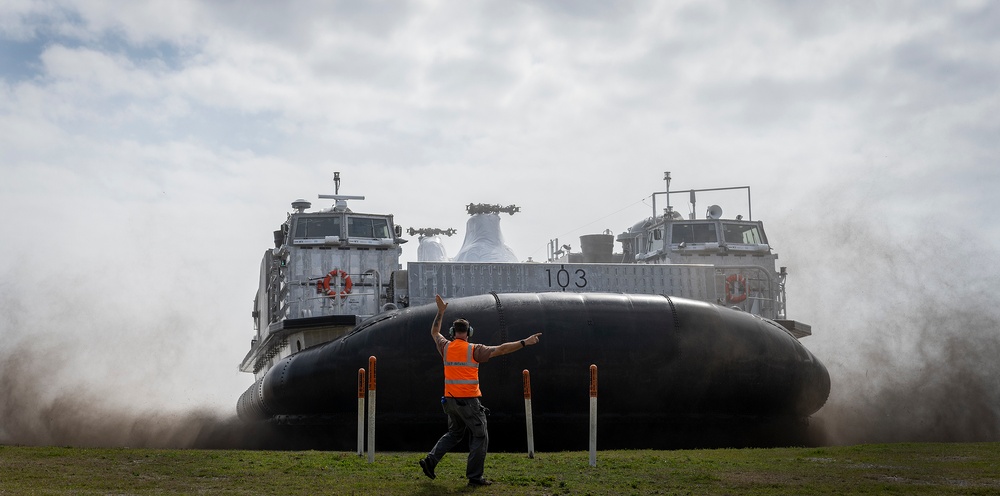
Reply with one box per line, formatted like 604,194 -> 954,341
663,171 -> 673,218
318,172 -> 365,212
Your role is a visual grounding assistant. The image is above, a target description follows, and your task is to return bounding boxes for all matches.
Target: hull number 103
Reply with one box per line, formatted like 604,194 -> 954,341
545,266 -> 587,290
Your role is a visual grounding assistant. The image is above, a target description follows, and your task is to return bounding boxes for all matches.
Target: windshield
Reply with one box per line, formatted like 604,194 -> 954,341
671,222 -> 718,244
348,216 -> 391,238
722,223 -> 767,245
294,216 -> 341,239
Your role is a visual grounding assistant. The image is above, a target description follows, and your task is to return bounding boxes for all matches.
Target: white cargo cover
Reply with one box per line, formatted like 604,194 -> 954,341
452,214 -> 518,262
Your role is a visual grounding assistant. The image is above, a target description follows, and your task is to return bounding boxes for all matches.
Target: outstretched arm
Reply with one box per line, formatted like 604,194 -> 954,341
490,332 -> 542,358
430,294 -> 448,339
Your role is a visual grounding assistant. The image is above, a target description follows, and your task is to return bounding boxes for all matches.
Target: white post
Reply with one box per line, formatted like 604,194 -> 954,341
589,364 -> 597,467
523,369 -> 535,459
357,368 -> 365,457
367,356 -> 376,463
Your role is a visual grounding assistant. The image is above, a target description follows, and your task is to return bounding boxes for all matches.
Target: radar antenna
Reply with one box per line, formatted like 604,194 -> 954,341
318,171 -> 365,212
466,203 -> 521,216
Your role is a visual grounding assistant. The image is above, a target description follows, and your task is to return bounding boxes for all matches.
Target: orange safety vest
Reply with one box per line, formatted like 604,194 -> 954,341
443,339 -> 482,398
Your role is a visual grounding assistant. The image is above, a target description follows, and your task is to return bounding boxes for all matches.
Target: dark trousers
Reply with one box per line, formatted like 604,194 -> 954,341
428,397 -> 489,480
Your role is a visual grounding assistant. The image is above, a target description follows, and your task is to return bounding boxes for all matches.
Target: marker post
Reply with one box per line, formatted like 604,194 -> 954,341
589,364 -> 598,467
357,368 -> 365,457
523,369 -> 535,458
367,356 -> 377,463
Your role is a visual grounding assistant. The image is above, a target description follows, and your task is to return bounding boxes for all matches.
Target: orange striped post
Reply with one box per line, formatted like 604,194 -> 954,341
589,364 -> 598,467
523,369 -> 535,458
357,368 -> 366,457
367,356 -> 377,463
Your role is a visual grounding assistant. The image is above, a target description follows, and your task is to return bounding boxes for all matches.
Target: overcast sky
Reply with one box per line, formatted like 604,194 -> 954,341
2,1 -> 998,445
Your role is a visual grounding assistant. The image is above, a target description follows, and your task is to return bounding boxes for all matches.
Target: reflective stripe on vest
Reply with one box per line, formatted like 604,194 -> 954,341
443,339 -> 482,397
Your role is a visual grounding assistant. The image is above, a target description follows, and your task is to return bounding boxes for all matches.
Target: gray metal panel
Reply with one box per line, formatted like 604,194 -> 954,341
406,262 -> 717,306
284,245 -> 400,320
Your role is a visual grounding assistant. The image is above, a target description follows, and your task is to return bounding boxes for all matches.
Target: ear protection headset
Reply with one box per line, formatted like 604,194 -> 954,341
448,319 -> 474,338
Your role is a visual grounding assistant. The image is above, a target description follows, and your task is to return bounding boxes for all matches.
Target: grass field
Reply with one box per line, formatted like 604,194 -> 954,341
1,443 -> 998,495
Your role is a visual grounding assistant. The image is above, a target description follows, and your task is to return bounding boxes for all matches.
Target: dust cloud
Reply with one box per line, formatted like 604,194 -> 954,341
0,263 -> 269,449
0,336 -> 262,449
781,194 -> 1000,445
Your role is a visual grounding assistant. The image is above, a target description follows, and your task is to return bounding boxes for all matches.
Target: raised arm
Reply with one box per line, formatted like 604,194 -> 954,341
430,294 -> 448,339
490,332 -> 542,358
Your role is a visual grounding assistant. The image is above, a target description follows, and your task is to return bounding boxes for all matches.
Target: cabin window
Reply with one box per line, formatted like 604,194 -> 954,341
671,223 -> 717,244
348,217 -> 391,239
294,216 -> 342,239
722,223 -> 766,245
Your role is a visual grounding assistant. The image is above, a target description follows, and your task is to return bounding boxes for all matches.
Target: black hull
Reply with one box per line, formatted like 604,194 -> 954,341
238,293 -> 830,450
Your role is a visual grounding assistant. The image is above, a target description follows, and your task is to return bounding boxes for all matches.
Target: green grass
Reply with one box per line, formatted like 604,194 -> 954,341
1,443 -> 998,495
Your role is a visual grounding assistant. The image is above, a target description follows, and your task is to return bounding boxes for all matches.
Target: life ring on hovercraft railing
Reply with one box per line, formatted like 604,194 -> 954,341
321,269 -> 353,298
725,273 -> 748,304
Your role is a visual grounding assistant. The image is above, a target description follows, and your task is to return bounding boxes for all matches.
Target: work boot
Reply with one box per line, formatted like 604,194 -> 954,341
468,477 -> 493,487
419,456 -> 437,479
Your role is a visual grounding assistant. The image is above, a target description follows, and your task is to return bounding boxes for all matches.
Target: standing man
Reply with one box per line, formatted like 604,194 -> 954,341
419,294 -> 541,487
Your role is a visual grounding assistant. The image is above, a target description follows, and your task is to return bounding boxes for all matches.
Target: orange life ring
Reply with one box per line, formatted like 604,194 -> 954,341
322,269 -> 353,298
725,273 -> 748,304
